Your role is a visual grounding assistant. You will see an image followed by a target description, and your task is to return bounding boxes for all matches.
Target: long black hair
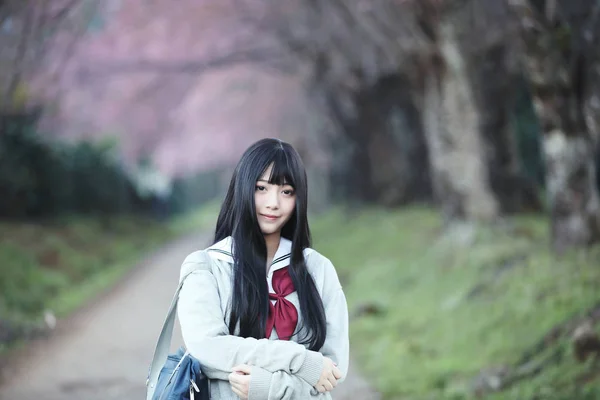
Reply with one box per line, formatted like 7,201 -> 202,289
213,138 -> 327,351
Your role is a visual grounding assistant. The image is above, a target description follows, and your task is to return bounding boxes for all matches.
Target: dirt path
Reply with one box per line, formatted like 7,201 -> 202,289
0,232 -> 380,400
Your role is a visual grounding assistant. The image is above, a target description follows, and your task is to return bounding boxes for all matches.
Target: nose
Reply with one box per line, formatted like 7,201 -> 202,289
265,190 -> 280,209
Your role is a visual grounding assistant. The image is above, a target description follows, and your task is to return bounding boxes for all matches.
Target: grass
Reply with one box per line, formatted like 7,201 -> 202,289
0,205 -> 218,354
169,200 -> 220,234
311,206 -> 600,400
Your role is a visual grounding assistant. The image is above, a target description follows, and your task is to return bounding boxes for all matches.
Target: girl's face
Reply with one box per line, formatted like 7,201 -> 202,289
254,163 -> 296,237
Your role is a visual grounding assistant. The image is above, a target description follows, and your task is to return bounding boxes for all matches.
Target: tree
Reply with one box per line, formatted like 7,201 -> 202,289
232,0 -> 436,206
414,0 -> 541,223
508,0 -> 600,252
0,0 -> 100,109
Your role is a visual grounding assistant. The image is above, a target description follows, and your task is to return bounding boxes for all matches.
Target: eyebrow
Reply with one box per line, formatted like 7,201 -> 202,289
257,179 -> 292,185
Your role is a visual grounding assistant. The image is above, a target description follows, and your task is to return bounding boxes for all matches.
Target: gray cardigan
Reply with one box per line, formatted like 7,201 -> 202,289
177,236 -> 349,400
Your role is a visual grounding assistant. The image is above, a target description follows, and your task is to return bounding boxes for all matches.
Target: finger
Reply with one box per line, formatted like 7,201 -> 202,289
326,372 -> 338,384
324,380 -> 334,392
333,366 -> 342,379
231,375 -> 250,391
328,375 -> 338,388
232,364 -> 252,374
229,373 -> 243,385
231,385 -> 244,398
231,364 -> 251,374
317,384 -> 327,393
230,380 -> 244,393
241,375 -> 252,387
231,384 -> 249,400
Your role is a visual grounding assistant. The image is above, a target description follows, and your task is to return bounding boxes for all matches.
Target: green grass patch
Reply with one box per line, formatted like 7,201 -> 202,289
0,206 -> 217,353
311,206 -> 600,399
0,216 -> 170,323
169,200 -> 220,234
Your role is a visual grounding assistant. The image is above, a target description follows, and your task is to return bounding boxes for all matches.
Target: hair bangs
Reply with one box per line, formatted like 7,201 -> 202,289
264,148 -> 296,188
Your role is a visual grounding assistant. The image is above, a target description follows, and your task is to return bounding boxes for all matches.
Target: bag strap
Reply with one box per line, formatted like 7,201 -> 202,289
146,267 -> 198,400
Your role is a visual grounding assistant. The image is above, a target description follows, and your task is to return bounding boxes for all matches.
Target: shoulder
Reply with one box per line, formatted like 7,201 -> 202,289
304,248 -> 342,290
304,248 -> 333,269
178,249 -> 214,282
179,242 -> 236,279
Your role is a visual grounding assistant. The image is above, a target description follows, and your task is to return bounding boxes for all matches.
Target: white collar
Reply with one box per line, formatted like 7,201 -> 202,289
207,236 -> 312,273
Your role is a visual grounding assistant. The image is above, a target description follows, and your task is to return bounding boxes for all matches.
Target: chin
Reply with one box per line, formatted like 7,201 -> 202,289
259,225 -> 280,236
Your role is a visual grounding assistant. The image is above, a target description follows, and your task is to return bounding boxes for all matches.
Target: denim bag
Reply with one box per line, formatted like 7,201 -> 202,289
146,267 -> 210,400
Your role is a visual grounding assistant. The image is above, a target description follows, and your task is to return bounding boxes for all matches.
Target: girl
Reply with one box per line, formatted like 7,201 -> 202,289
177,138 -> 349,399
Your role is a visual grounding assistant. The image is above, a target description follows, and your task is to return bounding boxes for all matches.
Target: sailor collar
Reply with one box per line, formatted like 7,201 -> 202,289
207,236 -> 312,274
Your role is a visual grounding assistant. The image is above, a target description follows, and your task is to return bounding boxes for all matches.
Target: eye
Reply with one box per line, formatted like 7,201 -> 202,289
282,188 -> 295,196
255,185 -> 266,191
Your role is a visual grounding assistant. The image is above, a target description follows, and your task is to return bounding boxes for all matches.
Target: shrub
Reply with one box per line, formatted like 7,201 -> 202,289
0,109 -> 150,218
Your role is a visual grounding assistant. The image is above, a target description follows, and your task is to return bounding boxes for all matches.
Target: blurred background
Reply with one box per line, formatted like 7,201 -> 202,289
1,0 -> 600,399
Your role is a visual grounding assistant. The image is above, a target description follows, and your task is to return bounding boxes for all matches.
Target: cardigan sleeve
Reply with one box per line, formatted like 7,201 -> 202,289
314,254 -> 350,382
247,367 -> 331,400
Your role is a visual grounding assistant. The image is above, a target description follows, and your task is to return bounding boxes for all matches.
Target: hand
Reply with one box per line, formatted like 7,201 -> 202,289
315,357 -> 342,393
229,364 -> 252,400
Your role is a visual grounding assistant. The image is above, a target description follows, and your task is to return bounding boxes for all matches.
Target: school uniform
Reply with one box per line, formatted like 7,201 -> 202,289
177,236 -> 349,400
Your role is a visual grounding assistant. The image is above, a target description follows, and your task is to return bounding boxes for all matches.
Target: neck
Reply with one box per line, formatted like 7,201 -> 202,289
264,232 -> 280,268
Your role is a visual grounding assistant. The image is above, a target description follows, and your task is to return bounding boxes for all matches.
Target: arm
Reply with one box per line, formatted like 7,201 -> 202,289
318,262 -> 350,384
247,367 -> 331,400
177,252 -> 323,384
246,256 -> 350,399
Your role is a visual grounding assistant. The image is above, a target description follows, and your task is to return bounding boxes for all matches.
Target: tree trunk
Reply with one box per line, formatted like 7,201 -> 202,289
543,132 -> 600,251
470,43 -> 542,213
420,20 -> 499,222
510,0 -> 600,252
311,59 -> 432,207
416,0 -> 539,222
538,71 -> 600,251
581,12 -> 600,200
356,74 -> 432,206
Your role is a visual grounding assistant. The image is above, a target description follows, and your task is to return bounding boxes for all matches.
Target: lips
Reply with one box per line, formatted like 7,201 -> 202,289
260,214 -> 279,220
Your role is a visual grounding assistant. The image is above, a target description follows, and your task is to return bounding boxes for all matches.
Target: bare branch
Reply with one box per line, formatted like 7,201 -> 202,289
74,46 -> 290,79
46,1 -> 103,82
1,4 -> 35,107
47,0 -> 81,25
0,0 -> 96,106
